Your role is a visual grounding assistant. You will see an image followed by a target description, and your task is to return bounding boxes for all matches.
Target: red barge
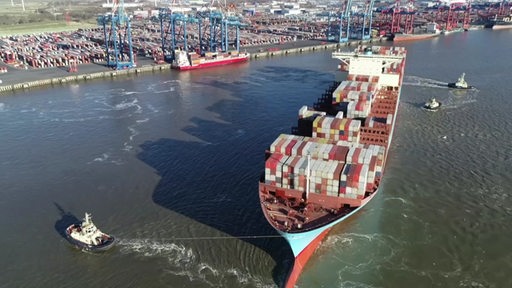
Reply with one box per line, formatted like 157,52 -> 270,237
171,50 -> 249,71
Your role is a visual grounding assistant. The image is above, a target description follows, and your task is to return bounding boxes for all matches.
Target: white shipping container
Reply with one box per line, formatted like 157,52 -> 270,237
387,114 -> 393,124
358,148 -> 366,164
270,135 -> 284,152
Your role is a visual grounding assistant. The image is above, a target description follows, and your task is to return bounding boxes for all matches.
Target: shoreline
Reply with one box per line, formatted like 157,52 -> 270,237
0,39 -> 379,94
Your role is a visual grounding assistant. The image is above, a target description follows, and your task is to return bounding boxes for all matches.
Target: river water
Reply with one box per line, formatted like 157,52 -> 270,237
0,29 -> 511,288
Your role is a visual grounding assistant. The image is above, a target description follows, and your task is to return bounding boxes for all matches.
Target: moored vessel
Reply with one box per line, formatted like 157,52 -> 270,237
391,22 -> 440,42
65,213 -> 116,252
259,45 -> 407,287
171,50 -> 249,71
484,14 -> 512,30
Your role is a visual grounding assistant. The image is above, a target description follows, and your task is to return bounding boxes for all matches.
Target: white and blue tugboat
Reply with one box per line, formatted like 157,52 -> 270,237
65,213 -> 116,251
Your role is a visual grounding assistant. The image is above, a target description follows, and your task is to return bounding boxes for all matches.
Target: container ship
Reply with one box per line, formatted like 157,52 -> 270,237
484,14 -> 512,30
391,22 -> 440,42
258,45 -> 407,287
171,49 -> 249,71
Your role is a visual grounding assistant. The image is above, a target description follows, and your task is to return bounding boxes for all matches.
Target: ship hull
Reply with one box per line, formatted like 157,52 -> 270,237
492,24 -> 512,30
65,235 -> 116,251
447,83 -> 472,89
279,189 -> 379,288
259,45 -> 406,287
65,225 -> 116,252
484,17 -> 512,30
423,103 -> 441,111
172,55 -> 249,71
391,33 -> 439,42
277,189 -> 378,257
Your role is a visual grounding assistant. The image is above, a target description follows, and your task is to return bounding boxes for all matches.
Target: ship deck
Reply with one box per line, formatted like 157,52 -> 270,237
260,84 -> 401,234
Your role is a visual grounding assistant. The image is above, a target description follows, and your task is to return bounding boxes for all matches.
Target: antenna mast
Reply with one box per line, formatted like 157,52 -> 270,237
305,154 -> 311,201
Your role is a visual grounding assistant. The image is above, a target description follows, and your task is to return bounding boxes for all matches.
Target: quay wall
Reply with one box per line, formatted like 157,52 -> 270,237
0,64 -> 172,93
249,40 -> 375,59
0,39 -> 378,94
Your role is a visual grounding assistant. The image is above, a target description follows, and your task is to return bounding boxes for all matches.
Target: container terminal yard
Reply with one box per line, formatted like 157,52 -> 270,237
0,0 -> 510,91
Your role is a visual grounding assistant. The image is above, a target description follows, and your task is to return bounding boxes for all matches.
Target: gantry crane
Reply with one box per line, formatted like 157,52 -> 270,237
389,0 -> 414,34
197,1 -> 245,54
352,0 -> 375,40
326,11 -> 336,41
339,0 -> 353,43
221,14 -> 245,52
97,0 -> 135,70
436,0 -> 469,32
159,8 -> 199,61
159,2 -> 244,62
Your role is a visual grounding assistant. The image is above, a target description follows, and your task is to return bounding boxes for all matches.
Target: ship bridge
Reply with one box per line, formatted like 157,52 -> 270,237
332,46 -> 406,87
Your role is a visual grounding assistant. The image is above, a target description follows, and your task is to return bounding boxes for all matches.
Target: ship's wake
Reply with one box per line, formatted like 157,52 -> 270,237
117,238 -> 274,288
403,76 -> 479,110
403,75 -> 451,89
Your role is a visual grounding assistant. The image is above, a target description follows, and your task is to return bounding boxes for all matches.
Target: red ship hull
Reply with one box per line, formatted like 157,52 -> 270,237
284,228 -> 331,288
173,55 -> 249,71
392,33 -> 439,42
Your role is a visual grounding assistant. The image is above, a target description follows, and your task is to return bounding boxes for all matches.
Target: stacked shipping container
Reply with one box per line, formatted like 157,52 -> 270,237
331,77 -> 380,118
265,133 -> 385,199
311,115 -> 361,142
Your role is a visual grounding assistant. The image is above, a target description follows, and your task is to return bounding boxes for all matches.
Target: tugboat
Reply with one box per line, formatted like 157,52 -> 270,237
65,213 -> 116,251
448,73 -> 472,89
424,98 -> 441,111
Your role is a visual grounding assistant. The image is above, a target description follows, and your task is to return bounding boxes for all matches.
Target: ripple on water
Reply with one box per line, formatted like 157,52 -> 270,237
117,238 -> 275,287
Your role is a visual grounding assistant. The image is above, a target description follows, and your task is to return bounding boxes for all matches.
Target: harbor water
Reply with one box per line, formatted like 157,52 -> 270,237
0,29 -> 511,288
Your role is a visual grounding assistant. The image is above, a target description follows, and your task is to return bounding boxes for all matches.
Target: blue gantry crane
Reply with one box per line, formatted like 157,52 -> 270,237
197,8 -> 246,54
325,0 -> 353,43
353,0 -> 375,40
158,8 -> 199,61
326,11 -> 336,41
221,14 -> 246,52
200,9 -> 223,52
339,0 -> 353,43
158,5 -> 244,62
97,0 -> 135,70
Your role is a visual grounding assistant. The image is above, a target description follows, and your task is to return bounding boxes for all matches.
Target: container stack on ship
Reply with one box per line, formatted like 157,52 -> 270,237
258,45 -> 407,288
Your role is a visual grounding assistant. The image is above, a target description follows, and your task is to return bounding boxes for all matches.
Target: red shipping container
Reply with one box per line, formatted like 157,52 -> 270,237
369,155 -> 377,171
298,175 -> 306,188
265,153 -> 284,170
286,139 -> 297,155
334,162 -> 344,179
297,141 -> 307,155
273,138 -> 286,153
355,164 -> 363,183
328,146 -> 337,160
352,148 -> 361,164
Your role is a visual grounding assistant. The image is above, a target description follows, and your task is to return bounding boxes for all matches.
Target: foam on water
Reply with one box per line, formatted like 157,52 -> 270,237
91,153 -> 110,162
88,152 -> 125,165
146,104 -> 159,113
403,75 -> 450,88
147,80 -> 179,94
337,281 -> 380,288
117,238 -> 274,287
383,197 -> 407,204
